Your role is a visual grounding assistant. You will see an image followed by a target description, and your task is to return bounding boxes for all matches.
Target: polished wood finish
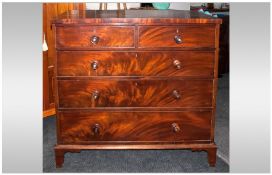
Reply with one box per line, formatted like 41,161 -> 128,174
207,147 -> 217,166
192,146 -> 217,167
55,142 -> 217,150
139,26 -> 215,48
43,51 -> 50,112
56,26 -> 135,49
58,79 -> 213,108
57,51 -> 214,77
55,143 -> 217,167
43,3 -> 86,117
53,10 -> 221,168
55,148 -> 80,168
59,111 -> 211,143
43,107 -> 56,117
218,14 -> 229,75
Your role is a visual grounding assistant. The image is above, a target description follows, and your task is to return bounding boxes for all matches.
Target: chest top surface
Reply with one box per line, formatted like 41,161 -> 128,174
52,10 -> 222,25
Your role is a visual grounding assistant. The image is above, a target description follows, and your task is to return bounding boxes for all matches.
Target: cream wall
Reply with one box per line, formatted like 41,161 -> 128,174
190,3 -> 205,7
86,3 -> 141,10
86,3 -> 190,10
169,3 -> 190,10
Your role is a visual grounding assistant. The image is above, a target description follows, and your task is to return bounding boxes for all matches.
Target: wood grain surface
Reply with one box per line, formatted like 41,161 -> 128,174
53,10 -> 221,168
57,79 -> 213,108
58,111 -> 212,144
139,26 -> 215,48
57,51 -> 214,77
56,26 -> 135,49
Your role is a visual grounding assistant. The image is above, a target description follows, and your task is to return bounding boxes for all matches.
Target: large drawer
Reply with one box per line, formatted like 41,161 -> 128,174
56,26 -> 135,49
57,51 -> 214,77
139,25 -> 215,48
58,111 -> 212,144
58,79 -> 213,108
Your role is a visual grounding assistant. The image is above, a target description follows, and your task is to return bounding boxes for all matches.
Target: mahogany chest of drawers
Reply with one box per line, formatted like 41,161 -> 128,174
52,10 -> 221,168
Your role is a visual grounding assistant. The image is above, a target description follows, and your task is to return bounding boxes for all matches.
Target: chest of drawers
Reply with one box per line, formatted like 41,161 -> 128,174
52,10 -> 221,168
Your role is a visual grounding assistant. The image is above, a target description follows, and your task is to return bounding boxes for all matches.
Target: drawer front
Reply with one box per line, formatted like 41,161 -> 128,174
59,111 -> 212,144
58,79 -> 213,108
56,26 -> 135,49
57,51 -> 214,77
139,26 -> 215,48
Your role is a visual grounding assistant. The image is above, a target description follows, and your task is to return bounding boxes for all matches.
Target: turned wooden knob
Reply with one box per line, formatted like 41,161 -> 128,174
173,59 -> 181,70
92,123 -> 100,135
91,35 -> 100,45
174,35 -> 182,44
91,61 -> 99,70
172,123 -> 181,133
92,90 -> 100,100
172,89 -> 181,99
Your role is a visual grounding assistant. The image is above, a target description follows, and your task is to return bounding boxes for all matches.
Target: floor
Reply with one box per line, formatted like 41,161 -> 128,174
43,73 -> 229,172
215,73 -> 229,164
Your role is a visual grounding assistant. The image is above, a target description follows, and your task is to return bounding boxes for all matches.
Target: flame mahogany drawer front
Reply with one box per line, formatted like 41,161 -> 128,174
57,51 -> 215,77
138,25 -> 216,48
58,79 -> 213,108
53,10 -> 221,168
58,111 -> 212,144
56,26 -> 135,49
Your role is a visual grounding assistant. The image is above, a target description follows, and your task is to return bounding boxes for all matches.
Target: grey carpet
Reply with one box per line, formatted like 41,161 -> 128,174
215,73 -> 229,164
43,73 -> 229,172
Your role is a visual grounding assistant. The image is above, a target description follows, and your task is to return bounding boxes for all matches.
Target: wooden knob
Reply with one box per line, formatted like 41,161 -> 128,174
92,124 -> 100,135
91,61 -> 98,70
172,90 -> 181,99
174,35 -> 182,44
173,60 -> 181,70
92,90 -> 100,100
91,35 -> 100,45
172,123 -> 181,133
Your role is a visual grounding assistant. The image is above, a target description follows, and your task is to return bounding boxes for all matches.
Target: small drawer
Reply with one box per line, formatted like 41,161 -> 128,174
57,51 -> 214,77
56,26 -> 135,49
139,25 -> 215,48
58,111 -> 212,144
58,79 -> 213,108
